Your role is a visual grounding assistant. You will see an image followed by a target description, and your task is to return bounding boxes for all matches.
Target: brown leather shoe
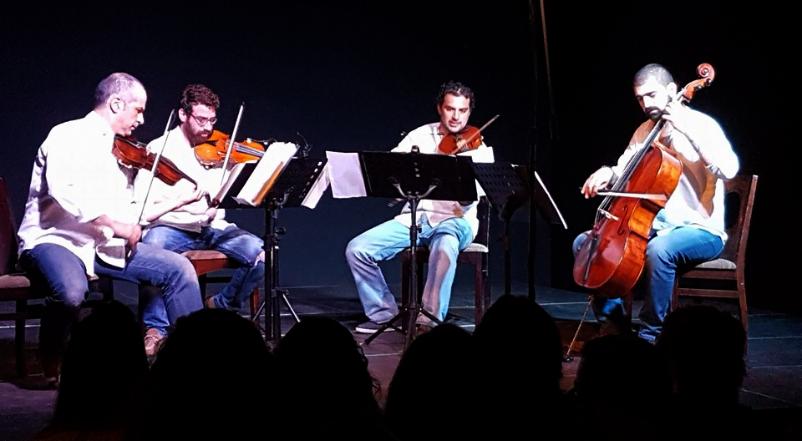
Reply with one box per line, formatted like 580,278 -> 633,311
144,328 -> 165,358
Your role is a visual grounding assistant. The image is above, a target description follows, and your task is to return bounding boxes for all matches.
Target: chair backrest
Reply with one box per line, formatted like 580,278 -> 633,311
0,177 -> 20,276
719,174 -> 758,266
474,196 -> 491,247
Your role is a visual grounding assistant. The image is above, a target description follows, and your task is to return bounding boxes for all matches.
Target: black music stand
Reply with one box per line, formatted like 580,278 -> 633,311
359,149 -> 477,348
472,163 -> 567,296
219,156 -> 327,343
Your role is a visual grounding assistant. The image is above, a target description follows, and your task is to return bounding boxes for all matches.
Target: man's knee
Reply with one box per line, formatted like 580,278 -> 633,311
50,282 -> 88,309
345,237 -> 367,262
645,241 -> 673,266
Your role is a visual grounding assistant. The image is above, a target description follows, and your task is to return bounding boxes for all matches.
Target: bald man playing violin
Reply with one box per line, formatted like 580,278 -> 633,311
17,73 -> 203,381
134,84 -> 265,354
346,80 -> 494,334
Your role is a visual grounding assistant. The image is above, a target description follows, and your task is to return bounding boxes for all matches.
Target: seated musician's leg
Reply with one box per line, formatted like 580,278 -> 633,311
346,219 -> 410,329
207,225 -> 265,310
20,244 -> 89,381
418,217 -> 472,325
638,227 -> 724,342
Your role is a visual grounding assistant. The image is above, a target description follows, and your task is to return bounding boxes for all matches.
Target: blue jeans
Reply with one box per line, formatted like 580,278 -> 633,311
573,226 -> 724,341
345,216 -> 473,324
141,225 -> 265,330
20,243 -> 203,367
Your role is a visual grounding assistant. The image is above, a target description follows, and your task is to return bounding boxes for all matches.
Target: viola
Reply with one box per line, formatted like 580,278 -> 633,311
193,129 -> 265,168
112,136 -> 196,186
437,114 -> 500,155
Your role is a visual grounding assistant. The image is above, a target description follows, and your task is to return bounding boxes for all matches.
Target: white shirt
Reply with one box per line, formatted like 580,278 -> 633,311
391,122 -> 494,239
135,127 -> 230,233
18,111 -> 139,276
611,107 -> 739,239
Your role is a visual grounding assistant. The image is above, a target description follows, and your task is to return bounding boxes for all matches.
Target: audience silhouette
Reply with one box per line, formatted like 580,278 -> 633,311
274,316 -> 391,438
34,300 -> 147,441
148,308 -> 272,439
384,323 -> 476,440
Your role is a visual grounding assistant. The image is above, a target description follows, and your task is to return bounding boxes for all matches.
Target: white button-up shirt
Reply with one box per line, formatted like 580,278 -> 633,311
18,111 -> 139,275
134,127 -> 230,232
611,108 -> 739,239
391,122 -> 494,239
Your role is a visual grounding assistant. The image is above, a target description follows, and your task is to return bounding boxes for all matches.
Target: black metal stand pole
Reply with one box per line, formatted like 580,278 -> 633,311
363,185 -> 440,348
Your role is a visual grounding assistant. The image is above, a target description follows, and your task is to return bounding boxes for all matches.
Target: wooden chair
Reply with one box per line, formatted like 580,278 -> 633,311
400,196 -> 491,325
0,177 -> 112,376
182,250 -> 260,318
671,174 -> 758,333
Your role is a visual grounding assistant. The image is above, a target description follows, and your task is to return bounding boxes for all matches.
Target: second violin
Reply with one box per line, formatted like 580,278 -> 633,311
194,129 -> 266,168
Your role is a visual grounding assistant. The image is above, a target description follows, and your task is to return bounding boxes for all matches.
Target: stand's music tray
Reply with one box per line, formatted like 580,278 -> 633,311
359,150 -> 477,201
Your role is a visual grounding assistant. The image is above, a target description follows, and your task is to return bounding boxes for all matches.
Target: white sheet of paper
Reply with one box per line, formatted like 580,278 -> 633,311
326,151 -> 367,198
300,161 -> 330,209
234,142 -> 298,206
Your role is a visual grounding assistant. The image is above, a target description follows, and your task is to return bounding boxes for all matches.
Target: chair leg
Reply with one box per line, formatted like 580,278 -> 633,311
249,288 -> 260,319
15,299 -> 27,377
738,282 -> 748,334
199,274 -> 208,305
473,261 -> 484,325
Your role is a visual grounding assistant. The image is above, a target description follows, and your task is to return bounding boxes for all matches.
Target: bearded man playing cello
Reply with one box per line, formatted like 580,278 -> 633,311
573,63 -> 739,342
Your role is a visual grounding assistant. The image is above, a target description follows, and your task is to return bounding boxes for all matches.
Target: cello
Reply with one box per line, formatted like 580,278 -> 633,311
573,63 -> 716,297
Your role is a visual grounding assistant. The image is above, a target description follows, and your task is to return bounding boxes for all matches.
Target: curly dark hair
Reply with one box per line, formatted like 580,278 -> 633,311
180,84 -> 220,114
436,80 -> 475,110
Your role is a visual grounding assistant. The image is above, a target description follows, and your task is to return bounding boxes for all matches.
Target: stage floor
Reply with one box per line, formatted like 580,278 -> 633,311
2,281 -> 801,439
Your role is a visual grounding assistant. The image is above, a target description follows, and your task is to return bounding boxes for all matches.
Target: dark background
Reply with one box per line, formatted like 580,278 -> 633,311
1,1 -> 795,310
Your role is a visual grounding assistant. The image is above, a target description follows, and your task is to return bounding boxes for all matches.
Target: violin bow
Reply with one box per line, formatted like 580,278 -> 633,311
219,102 -> 245,185
466,114 -> 501,144
137,109 -> 177,224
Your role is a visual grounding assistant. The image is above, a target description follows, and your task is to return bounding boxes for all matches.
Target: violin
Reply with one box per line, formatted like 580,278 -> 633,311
193,129 -> 265,168
437,114 -> 500,155
112,136 -> 196,186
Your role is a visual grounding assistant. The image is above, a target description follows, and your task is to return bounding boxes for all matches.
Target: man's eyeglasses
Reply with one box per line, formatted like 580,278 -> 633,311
191,114 -> 218,126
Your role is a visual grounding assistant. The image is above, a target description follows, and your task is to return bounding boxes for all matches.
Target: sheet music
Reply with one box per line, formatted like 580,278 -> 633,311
533,170 -> 568,230
234,142 -> 298,206
212,162 -> 250,205
301,162 -> 330,209
326,151 -> 367,198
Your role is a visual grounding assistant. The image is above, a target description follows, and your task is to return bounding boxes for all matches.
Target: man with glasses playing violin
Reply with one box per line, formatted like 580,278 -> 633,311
346,80 -> 494,334
17,73 -> 203,383
134,84 -> 265,355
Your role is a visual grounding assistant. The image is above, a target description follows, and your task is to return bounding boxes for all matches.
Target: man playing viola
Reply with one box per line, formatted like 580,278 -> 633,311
134,84 -> 265,355
346,80 -> 494,334
17,73 -> 203,382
